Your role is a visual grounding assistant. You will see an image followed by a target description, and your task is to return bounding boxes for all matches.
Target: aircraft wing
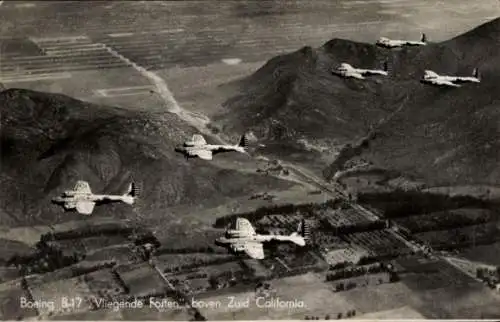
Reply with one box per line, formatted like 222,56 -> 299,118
235,217 -> 256,236
74,181 -> 92,194
190,134 -> 207,146
193,149 -> 213,160
75,201 -> 96,215
235,241 -> 265,259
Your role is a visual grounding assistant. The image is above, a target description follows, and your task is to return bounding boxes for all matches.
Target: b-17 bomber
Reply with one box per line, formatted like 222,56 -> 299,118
332,62 -> 388,80
175,134 -> 248,160
420,68 -> 481,88
376,33 -> 427,48
215,217 -> 307,259
52,181 -> 138,215
2,2 -> 499,320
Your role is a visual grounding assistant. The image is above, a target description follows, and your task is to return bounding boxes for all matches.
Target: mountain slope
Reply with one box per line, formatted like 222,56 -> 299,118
211,39 -> 414,173
212,17 -> 500,185
0,89 -> 290,226
350,18 -> 500,186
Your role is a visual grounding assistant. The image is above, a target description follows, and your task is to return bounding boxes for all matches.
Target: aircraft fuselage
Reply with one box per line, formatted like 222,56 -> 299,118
422,75 -> 480,87
53,193 -> 131,204
432,76 -> 479,83
333,64 -> 387,79
177,144 -> 244,154
357,69 -> 387,76
216,234 -> 305,246
377,40 -> 426,48
184,143 -> 238,150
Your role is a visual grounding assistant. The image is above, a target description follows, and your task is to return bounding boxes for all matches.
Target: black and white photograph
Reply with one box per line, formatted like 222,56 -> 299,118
1,0 -> 500,320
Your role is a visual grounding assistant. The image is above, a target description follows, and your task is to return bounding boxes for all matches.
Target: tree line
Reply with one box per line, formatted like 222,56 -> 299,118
359,190 -> 498,219
213,200 -> 341,228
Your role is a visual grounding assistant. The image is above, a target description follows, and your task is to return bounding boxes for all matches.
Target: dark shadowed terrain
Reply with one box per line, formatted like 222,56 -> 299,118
354,18 -> 500,186
0,88 -> 290,227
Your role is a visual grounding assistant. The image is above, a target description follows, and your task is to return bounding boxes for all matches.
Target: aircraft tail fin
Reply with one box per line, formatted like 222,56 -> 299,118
121,183 -> 137,205
238,134 -> 248,149
124,182 -> 139,199
294,219 -> 311,241
473,67 -> 480,79
421,33 -> 427,43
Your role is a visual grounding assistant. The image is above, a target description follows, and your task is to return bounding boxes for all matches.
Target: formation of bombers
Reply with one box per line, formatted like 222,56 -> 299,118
49,32 -> 483,261
332,33 -> 482,88
54,135 -> 249,215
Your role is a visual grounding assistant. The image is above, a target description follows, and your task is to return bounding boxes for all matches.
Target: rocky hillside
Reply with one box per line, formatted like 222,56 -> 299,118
0,89 -> 289,227
339,17 -> 500,186
212,44 -> 401,151
212,17 -> 500,185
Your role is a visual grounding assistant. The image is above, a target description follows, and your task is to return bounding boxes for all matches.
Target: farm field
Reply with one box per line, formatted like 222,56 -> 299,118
357,306 -> 425,319
339,281 -> 422,315
414,222 -> 500,250
343,230 -> 411,257
394,208 -> 497,233
396,258 -> 478,291
320,208 -> 375,227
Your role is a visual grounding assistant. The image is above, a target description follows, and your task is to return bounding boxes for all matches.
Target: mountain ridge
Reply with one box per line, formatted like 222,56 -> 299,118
212,17 -> 500,185
0,88 -> 290,227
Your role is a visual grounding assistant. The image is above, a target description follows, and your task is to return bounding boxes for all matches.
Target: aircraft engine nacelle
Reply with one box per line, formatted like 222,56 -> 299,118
338,63 -> 351,71
377,37 -> 390,45
233,244 -> 246,252
175,144 -> 187,151
226,230 -> 242,238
